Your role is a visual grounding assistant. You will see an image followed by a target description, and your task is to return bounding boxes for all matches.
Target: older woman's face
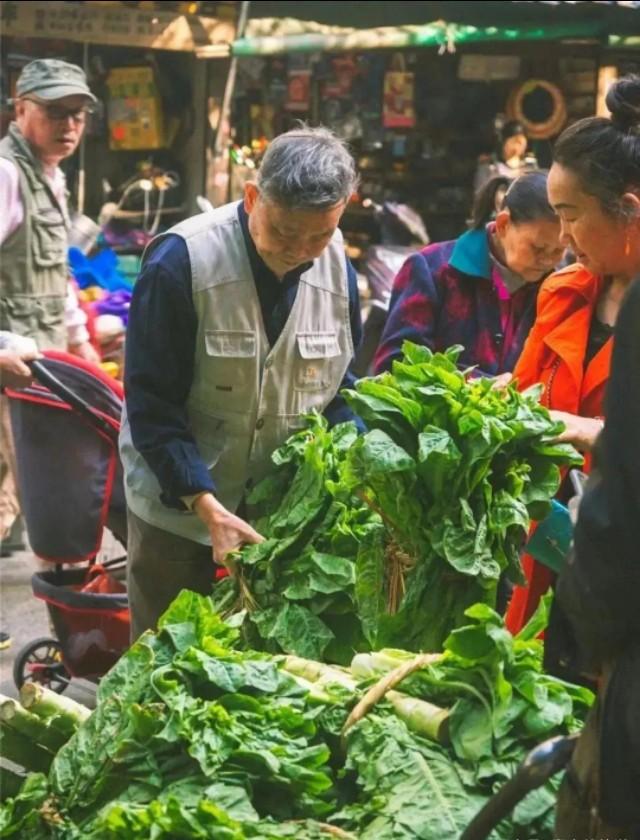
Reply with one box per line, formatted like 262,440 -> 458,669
547,163 -> 630,276
496,212 -> 564,282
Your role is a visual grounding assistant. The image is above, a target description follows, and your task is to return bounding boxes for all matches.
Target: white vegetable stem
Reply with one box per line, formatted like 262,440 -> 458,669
20,683 -> 90,730
0,695 -> 68,752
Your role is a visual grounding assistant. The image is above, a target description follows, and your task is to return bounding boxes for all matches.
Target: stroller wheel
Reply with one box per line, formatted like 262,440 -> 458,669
13,637 -> 70,695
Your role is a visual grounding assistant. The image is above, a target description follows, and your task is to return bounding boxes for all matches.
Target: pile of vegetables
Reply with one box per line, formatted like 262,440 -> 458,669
0,591 -> 593,839
213,343 -> 581,659
1,342 -> 588,837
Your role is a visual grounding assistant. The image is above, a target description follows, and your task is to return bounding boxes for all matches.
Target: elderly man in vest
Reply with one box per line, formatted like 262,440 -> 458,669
0,59 -> 99,557
121,126 -> 363,639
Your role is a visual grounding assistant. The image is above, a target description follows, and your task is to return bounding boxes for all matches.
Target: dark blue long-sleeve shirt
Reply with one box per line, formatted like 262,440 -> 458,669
124,202 -> 362,509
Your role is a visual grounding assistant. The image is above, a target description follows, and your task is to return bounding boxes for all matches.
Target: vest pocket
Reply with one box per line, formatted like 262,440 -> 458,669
31,208 -> 67,269
203,329 -> 257,401
38,297 -> 66,326
205,330 -> 256,358
0,296 -> 65,345
296,332 -> 341,359
295,332 -> 341,391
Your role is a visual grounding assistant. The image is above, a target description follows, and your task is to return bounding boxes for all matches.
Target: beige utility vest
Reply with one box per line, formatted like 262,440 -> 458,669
0,124 -> 69,349
120,202 -> 353,544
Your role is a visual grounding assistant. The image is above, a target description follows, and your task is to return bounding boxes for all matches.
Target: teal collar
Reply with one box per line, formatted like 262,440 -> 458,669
449,228 -> 491,281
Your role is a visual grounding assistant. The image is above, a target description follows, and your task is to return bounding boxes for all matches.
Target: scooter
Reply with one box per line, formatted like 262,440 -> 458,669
353,199 -> 429,377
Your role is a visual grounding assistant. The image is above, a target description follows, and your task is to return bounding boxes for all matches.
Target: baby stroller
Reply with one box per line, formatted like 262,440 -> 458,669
4,351 -> 129,694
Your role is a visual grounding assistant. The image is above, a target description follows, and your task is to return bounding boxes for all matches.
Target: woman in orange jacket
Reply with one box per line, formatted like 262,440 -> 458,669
505,76 -> 640,635
504,264 -> 613,633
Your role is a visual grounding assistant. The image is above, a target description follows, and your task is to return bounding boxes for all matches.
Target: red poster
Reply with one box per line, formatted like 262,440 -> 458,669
286,70 -> 311,112
383,71 -> 416,128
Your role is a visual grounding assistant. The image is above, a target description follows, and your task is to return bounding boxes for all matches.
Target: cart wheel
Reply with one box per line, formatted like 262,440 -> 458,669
13,637 -> 70,695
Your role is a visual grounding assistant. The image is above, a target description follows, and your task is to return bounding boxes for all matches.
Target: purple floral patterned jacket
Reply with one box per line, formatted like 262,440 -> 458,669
373,227 -> 542,376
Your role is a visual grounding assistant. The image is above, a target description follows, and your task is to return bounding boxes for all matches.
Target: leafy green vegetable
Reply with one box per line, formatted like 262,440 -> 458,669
214,342 -> 580,659
0,592 -> 592,840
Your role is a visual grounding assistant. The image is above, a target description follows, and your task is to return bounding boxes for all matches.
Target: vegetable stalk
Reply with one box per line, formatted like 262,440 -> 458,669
0,695 -> 68,752
386,690 -> 450,744
19,684 -> 90,732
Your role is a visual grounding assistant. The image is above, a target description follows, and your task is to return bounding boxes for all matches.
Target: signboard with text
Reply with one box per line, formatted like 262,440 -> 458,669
0,1 -> 235,52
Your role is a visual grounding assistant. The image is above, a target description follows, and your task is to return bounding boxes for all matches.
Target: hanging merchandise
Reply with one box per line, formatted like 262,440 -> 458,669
106,66 -> 165,150
383,54 -> 416,129
285,69 -> 311,111
329,55 -> 359,96
250,104 -> 276,141
507,79 -> 567,140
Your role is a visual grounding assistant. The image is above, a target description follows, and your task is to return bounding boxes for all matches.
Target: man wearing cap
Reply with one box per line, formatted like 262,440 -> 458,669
0,59 -> 99,563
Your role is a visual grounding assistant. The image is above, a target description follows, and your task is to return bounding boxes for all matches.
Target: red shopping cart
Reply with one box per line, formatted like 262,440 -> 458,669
4,351 -> 129,693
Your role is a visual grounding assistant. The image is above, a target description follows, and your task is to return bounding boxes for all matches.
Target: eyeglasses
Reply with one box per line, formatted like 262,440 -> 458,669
24,98 -> 93,123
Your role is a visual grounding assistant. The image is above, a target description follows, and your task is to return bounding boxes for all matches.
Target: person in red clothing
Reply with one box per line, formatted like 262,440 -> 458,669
505,76 -> 640,636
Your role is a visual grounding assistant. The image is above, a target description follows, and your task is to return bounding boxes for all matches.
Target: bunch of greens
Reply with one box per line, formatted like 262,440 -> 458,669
212,417 -> 384,665
0,592 -> 593,840
214,342 -> 581,658
349,593 -> 592,774
0,592 -> 354,840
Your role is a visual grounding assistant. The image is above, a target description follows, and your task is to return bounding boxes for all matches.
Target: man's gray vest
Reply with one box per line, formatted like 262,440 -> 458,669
0,123 -> 69,350
120,202 -> 353,544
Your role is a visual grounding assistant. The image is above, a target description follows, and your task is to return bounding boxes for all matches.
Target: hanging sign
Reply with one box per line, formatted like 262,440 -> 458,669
382,71 -> 416,128
0,0 -> 235,52
285,70 -> 311,112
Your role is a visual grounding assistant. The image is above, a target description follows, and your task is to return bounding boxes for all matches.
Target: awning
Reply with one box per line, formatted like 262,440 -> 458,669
195,16 -> 634,58
236,0 -> 640,31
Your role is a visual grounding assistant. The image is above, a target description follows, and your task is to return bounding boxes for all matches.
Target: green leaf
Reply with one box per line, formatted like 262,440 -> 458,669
515,591 -> 552,642
158,590 -> 239,649
283,552 -> 355,600
354,526 -> 387,647
344,715 -> 490,839
416,426 -> 462,497
449,697 -> 494,761
177,648 -> 283,694
252,603 -> 334,660
355,429 -> 416,476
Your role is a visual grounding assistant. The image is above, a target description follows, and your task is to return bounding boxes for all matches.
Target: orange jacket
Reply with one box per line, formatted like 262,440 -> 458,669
506,264 -> 614,635
514,263 -> 612,420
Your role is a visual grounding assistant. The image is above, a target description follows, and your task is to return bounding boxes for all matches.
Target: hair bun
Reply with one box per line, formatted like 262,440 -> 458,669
606,75 -> 640,131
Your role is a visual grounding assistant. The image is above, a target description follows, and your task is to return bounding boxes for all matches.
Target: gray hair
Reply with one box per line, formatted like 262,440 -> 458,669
256,124 -> 359,210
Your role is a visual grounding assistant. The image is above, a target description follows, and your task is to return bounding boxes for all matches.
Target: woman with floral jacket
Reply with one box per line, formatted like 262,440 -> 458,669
374,172 -> 564,376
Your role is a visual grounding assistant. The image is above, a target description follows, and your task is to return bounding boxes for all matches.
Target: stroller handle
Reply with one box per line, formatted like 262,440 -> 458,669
29,359 -> 119,445
459,733 -> 578,840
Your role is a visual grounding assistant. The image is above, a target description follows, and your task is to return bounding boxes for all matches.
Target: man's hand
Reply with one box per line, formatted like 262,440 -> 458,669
69,341 -> 101,365
0,347 -> 40,389
193,492 -> 264,569
549,410 -> 604,452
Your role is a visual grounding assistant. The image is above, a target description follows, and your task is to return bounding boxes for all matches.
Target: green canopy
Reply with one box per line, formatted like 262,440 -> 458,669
228,18 -> 626,57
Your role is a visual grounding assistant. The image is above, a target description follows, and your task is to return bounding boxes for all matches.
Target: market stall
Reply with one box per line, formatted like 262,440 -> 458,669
218,1 -> 640,247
